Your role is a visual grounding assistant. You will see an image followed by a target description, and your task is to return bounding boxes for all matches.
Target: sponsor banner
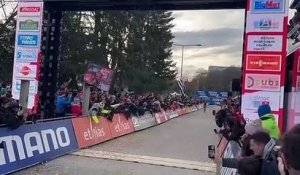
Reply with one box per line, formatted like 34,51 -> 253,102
246,54 -> 281,71
242,109 -> 279,124
0,119 -> 78,175
14,79 -> 38,94
250,0 -> 285,14
15,48 -> 39,63
175,108 -> 185,116
298,57 -> 300,73
131,112 -> 157,131
18,2 -> 43,16
297,76 -> 300,92
71,117 -> 112,149
295,92 -> 300,113
108,114 -> 134,138
14,63 -> 37,80
166,110 -> 178,119
241,91 -> 281,111
247,35 -> 283,52
17,33 -> 40,48
245,73 -> 281,91
17,17 -> 41,32
246,14 -> 284,32
154,110 -> 169,124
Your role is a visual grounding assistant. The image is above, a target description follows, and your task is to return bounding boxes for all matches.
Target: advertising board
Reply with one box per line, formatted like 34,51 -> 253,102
71,117 -> 112,149
17,34 -> 40,48
155,110 -> 169,124
250,0 -> 285,14
245,73 -> 281,91
0,119 -> 78,175
14,63 -> 37,80
241,91 -> 281,111
246,14 -> 284,32
246,54 -> 281,71
18,2 -> 43,16
131,112 -> 157,131
108,114 -> 134,138
247,35 -> 283,52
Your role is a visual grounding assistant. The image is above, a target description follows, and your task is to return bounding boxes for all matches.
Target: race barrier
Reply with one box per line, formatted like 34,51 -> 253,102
0,105 -> 202,174
131,111 -> 157,131
0,119 -> 79,175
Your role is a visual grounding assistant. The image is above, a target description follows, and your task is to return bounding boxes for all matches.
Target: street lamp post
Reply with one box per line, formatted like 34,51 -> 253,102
173,43 -> 202,80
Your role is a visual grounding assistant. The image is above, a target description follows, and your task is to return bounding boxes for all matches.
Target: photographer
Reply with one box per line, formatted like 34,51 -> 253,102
0,97 -> 27,129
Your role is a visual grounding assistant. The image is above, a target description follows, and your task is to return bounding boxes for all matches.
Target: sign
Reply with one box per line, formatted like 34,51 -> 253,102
17,34 -> 39,47
245,73 -> 281,91
97,68 -> 113,92
0,119 -> 78,175
15,48 -> 39,62
108,114 -> 134,138
247,35 -> 283,52
241,91 -> 281,111
246,14 -> 284,32
251,0 -> 285,14
18,17 -> 40,31
131,112 -> 157,131
246,54 -> 281,71
71,117 -> 112,149
297,76 -> 300,92
14,79 -> 38,94
155,110 -> 169,124
242,109 -> 279,124
196,91 -> 228,105
14,63 -> 37,80
84,64 -> 113,91
18,2 -> 43,16
298,57 -> 300,73
166,110 -> 178,119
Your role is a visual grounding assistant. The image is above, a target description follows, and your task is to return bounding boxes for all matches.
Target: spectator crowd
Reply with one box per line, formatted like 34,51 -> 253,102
213,98 -> 300,175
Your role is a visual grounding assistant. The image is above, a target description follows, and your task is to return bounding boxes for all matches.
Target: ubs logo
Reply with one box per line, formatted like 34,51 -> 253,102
246,74 -> 280,91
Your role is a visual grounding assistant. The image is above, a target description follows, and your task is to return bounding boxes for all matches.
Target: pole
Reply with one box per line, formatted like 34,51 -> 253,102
82,83 -> 91,116
180,45 -> 184,80
19,80 -> 30,111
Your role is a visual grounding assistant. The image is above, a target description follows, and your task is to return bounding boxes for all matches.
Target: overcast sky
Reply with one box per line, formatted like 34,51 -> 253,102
171,10 -> 245,79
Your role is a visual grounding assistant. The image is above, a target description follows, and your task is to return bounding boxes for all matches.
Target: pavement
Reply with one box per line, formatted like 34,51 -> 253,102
12,106 -> 219,175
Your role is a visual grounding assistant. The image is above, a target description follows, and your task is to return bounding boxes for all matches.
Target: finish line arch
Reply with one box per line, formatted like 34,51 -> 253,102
13,0 -> 299,131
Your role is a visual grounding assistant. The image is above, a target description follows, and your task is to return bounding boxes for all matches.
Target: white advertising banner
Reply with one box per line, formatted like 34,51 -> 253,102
247,35 -> 283,52
246,14 -> 284,33
12,1 -> 43,111
242,109 -> 279,124
17,2 -> 43,16
241,91 -> 281,111
14,63 -> 37,80
245,73 -> 281,91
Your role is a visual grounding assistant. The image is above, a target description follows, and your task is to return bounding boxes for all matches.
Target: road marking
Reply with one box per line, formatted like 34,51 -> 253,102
71,150 -> 216,173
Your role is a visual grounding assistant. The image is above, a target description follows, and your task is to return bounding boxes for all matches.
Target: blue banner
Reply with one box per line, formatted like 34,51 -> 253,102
0,119 -> 78,175
17,34 -> 39,47
196,91 -> 228,105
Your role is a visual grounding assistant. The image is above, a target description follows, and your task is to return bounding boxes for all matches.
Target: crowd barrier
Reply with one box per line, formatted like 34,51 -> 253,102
0,105 -> 203,174
217,137 -> 242,175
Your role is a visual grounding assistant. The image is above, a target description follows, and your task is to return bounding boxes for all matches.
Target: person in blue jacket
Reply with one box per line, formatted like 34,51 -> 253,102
55,91 -> 72,117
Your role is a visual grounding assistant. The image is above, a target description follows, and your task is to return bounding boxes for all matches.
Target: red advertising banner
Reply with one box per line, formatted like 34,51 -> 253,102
108,113 -> 135,138
246,55 -> 282,72
154,110 -> 169,124
298,56 -> 300,73
72,117 -> 112,148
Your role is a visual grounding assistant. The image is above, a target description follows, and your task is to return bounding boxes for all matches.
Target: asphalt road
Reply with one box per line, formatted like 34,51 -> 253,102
13,106 -> 219,175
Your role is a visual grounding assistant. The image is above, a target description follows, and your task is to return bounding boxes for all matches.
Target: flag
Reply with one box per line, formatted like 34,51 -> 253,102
177,79 -> 187,97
